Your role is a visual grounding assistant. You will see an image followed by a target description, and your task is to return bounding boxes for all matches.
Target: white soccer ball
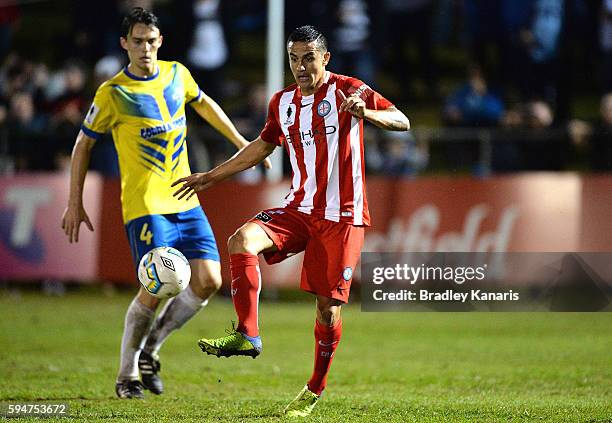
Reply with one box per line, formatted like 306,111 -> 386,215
138,247 -> 191,299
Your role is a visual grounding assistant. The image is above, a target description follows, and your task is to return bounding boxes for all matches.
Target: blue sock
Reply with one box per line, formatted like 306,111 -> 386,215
241,333 -> 262,350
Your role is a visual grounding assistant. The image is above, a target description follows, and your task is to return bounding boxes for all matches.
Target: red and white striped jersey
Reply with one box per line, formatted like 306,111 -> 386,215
260,72 -> 393,226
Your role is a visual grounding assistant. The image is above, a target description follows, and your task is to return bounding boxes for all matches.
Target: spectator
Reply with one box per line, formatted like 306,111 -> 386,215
499,0 -> 564,104
441,65 -> 503,174
49,61 -> 89,170
443,65 -> 504,127
382,0 -> 438,101
569,92 -> 612,171
601,0 -> 612,92
492,100 -> 569,172
6,91 -> 48,171
381,130 -> 428,176
330,0 -> 377,87
186,0 -> 230,101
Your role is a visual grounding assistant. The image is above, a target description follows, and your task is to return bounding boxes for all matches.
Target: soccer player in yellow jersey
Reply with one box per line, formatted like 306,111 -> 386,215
61,8 -> 268,399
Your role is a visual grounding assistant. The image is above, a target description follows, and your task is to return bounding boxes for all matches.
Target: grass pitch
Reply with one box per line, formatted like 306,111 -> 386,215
0,288 -> 610,422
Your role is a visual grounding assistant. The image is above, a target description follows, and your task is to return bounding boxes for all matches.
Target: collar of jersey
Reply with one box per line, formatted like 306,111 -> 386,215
123,65 -> 160,81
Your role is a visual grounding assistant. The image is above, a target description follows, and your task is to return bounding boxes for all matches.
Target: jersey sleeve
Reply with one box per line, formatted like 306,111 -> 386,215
178,63 -> 203,104
259,94 -> 283,146
81,85 -> 115,139
344,77 -> 394,111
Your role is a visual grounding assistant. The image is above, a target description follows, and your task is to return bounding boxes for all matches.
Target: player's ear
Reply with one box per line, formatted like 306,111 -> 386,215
158,34 -> 163,47
323,51 -> 331,66
120,37 -> 128,51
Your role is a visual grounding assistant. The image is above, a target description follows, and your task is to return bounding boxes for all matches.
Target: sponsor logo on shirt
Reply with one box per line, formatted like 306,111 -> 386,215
284,125 -> 337,147
84,103 -> 100,125
140,115 -> 186,139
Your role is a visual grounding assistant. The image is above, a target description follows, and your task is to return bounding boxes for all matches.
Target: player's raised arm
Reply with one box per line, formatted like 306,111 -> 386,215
61,130 -> 96,243
337,89 -> 410,131
172,137 -> 276,200
190,92 -> 273,168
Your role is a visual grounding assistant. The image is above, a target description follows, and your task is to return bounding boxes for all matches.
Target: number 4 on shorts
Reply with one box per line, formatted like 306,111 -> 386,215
140,223 -> 153,245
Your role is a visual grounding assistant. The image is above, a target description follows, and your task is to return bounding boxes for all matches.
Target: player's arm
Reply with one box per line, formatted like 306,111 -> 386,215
338,90 -> 410,131
61,130 -> 95,243
190,92 -> 272,168
172,137 -> 275,200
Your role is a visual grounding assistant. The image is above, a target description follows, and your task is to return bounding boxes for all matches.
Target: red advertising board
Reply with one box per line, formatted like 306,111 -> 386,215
1,173 -> 610,286
0,173 -> 102,280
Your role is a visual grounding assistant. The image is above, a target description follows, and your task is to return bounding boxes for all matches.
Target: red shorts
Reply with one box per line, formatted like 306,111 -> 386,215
249,208 -> 364,303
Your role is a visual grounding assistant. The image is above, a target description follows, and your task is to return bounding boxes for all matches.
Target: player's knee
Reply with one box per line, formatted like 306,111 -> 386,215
207,272 -> 223,292
197,270 -> 222,292
227,229 -> 252,254
137,288 -> 161,309
316,297 -> 342,326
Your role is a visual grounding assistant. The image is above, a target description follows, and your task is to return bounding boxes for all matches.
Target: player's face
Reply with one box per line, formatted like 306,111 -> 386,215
288,41 -> 330,96
120,23 -> 163,76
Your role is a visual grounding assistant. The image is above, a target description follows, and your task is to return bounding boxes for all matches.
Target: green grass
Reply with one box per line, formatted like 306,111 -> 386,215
0,289 -> 610,422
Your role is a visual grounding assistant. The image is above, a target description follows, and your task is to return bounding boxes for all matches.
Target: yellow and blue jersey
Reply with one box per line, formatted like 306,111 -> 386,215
81,60 -> 201,223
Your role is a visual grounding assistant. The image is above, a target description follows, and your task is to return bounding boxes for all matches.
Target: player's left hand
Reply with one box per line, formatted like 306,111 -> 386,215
172,172 -> 215,200
338,89 -> 366,119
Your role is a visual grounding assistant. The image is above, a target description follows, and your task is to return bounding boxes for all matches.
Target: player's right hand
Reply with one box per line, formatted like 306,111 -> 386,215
61,204 -> 94,243
172,172 -> 214,200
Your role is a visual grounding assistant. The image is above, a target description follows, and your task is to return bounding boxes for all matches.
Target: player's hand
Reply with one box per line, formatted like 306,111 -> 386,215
337,89 -> 366,119
172,172 -> 215,200
61,204 -> 94,243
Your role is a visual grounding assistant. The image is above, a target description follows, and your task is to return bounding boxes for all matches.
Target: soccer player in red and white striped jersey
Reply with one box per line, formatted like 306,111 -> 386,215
173,25 -> 409,417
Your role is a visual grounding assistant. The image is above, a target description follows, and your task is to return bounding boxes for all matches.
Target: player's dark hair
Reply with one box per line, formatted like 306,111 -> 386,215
121,7 -> 160,37
287,25 -> 328,52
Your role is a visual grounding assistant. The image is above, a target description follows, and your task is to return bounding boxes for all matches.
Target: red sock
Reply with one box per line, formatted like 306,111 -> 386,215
307,319 -> 342,395
230,253 -> 261,337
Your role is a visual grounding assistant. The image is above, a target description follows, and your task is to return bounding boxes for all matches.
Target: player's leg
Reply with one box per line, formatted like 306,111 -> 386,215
197,222 -> 274,358
285,219 -> 364,416
140,207 -> 222,393
198,209 -> 309,358
116,214 -> 170,399
308,296 -> 343,394
116,288 -> 161,399
143,259 -> 221,356
284,295 -> 342,417
227,222 -> 275,337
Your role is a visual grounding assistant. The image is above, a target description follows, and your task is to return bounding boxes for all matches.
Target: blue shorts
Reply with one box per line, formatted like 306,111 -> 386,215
125,206 -> 220,270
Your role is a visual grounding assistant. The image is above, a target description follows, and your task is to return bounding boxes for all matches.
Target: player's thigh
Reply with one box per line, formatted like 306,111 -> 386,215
189,258 -> 221,290
247,209 -> 310,264
174,207 -> 221,263
125,214 -> 176,272
302,222 -> 364,302
229,221 -> 277,255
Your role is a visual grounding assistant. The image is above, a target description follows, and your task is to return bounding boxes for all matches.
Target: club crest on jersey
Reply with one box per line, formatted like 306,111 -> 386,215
284,104 -> 297,126
254,211 -> 273,223
317,100 -> 331,117
342,267 -> 353,281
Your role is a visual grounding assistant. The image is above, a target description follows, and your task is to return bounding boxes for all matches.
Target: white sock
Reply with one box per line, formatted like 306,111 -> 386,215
117,297 -> 155,382
144,285 -> 208,356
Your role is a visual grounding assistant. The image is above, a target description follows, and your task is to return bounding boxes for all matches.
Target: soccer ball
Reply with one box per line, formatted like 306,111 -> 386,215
138,247 -> 191,299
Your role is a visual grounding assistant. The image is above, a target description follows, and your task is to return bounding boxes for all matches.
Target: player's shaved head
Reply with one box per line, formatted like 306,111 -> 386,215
122,7 -> 160,37
287,25 -> 328,52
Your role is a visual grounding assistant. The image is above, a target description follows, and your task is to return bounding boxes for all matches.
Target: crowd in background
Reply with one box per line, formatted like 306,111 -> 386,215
0,0 -> 611,177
